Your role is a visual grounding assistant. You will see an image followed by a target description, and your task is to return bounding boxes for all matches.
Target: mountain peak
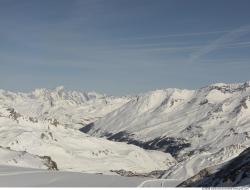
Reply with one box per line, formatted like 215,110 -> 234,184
55,85 -> 65,92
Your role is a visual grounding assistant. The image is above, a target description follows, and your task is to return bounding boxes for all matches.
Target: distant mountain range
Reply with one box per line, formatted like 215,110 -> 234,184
1,81 -> 250,186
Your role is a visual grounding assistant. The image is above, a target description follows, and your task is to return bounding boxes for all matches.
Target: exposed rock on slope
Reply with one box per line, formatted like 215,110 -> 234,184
0,146 -> 57,170
178,147 -> 250,187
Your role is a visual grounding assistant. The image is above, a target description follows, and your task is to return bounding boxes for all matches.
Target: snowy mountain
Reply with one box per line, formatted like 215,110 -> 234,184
178,147 -> 250,187
1,82 -> 250,186
0,86 -> 130,128
85,81 -> 250,180
0,104 -> 175,174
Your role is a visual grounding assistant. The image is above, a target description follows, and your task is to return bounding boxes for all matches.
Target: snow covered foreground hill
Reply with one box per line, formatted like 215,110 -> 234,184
0,105 -> 174,174
0,165 -> 181,187
0,165 -> 146,187
0,82 -> 250,186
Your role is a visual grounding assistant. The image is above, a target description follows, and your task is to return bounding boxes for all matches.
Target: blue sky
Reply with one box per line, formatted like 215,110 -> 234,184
0,0 -> 250,95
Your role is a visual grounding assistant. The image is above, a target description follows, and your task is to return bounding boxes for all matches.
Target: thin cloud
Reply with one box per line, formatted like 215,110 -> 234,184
225,41 -> 250,49
189,25 -> 250,62
119,30 -> 230,41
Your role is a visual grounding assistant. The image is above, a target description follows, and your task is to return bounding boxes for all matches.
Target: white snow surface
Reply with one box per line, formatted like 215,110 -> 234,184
0,82 -> 250,184
0,165 -> 184,187
0,147 -> 50,170
0,165 -> 147,187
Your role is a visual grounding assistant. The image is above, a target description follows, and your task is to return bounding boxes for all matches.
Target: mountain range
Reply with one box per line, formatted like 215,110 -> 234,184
1,81 -> 250,186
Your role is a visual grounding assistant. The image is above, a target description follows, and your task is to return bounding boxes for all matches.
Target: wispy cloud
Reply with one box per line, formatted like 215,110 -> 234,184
119,30 -> 230,41
225,41 -> 250,49
189,25 -> 250,63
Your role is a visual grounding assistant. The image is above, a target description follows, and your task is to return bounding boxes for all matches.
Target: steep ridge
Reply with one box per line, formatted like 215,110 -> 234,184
178,147 -> 250,187
85,81 -> 250,180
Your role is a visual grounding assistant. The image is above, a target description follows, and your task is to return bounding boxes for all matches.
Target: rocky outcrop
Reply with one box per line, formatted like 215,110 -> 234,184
178,147 -> 250,187
39,156 -> 58,170
110,169 -> 166,178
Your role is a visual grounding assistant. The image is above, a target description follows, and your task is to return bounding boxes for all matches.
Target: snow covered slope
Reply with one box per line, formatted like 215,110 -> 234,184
0,86 -> 130,128
1,82 -> 250,184
0,105 -> 175,174
85,81 -> 250,180
178,147 -> 250,187
0,146 -> 57,170
0,165 -> 147,187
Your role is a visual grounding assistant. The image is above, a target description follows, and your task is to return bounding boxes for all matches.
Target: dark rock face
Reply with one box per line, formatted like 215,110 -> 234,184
7,108 -> 21,121
207,83 -> 250,94
178,147 -> 250,187
177,168 -> 213,187
110,169 -> 165,178
199,99 -> 208,105
29,117 -> 38,123
233,96 -> 250,114
79,122 -> 95,133
48,118 -> 59,127
39,156 -> 58,170
140,137 -> 191,157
